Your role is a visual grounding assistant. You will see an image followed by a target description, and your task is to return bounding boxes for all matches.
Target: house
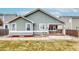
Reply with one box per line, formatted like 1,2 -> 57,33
59,16 -> 79,30
3,9 -> 66,36
0,18 -> 3,28
0,14 -> 17,29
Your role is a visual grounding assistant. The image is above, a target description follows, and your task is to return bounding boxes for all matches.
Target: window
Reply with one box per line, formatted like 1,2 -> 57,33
39,24 -> 47,30
11,23 -> 16,31
5,24 -> 9,29
49,25 -> 57,30
26,23 -> 31,31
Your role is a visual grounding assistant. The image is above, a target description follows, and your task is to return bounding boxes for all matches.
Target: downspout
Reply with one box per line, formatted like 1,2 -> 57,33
33,23 -> 35,36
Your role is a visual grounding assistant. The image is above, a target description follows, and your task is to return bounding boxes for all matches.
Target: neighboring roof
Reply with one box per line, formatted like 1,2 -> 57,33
59,16 -> 79,19
8,16 -> 34,23
0,14 -> 17,16
0,14 -> 18,24
24,8 -> 64,24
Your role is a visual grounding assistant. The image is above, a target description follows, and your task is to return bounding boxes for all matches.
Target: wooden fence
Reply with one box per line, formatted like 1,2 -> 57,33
0,29 -> 9,36
66,29 -> 79,37
0,29 -> 79,37
53,29 -> 79,37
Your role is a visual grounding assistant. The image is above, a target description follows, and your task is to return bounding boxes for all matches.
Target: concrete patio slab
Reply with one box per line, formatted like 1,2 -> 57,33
0,35 -> 78,41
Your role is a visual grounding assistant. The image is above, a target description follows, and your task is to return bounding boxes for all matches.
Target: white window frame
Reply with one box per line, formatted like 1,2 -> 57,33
25,23 -> 31,31
39,23 -> 47,31
11,23 -> 16,31
5,24 -> 9,29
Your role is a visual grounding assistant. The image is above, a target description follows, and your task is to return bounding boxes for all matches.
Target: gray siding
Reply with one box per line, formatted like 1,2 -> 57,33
25,11 -> 63,30
72,19 -> 79,30
26,11 -> 62,23
8,18 -> 33,35
9,18 -> 33,31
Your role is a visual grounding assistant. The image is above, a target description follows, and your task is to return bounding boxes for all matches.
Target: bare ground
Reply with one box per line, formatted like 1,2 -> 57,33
0,40 -> 78,51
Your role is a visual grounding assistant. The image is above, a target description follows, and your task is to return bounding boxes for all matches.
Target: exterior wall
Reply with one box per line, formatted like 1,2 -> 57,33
0,15 -> 4,28
59,17 -> 72,29
3,14 -> 17,23
8,18 -> 33,35
9,18 -> 33,31
58,24 -> 63,29
59,16 -> 79,30
26,11 -> 62,24
25,11 -> 63,31
72,19 -> 79,30
0,14 -> 17,29
0,26 -> 3,29
0,14 -> 17,23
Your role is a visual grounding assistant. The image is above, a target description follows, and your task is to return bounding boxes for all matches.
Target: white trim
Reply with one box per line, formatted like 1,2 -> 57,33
22,17 -> 34,23
11,23 -> 17,31
63,25 -> 66,35
39,23 -> 47,31
47,23 -> 63,25
9,31 -> 48,33
8,16 -> 34,23
25,23 -> 31,31
69,18 -> 72,29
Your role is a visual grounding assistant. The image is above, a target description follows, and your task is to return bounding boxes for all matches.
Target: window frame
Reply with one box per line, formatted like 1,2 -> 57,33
5,24 -> 9,29
11,23 -> 16,31
39,23 -> 47,30
25,23 -> 31,31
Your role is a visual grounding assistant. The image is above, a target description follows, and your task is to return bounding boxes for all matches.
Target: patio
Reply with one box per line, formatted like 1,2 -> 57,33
0,35 -> 78,41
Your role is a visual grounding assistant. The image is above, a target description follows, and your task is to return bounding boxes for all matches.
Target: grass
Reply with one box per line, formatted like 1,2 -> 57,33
0,40 -> 78,51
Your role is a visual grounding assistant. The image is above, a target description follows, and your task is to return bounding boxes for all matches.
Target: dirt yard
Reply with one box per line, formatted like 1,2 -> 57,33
0,40 -> 78,51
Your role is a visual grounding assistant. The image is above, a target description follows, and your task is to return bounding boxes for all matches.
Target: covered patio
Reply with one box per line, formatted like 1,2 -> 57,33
47,23 -> 66,36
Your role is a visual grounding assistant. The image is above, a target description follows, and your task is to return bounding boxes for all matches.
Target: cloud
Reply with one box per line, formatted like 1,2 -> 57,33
71,8 -> 79,12
18,11 -> 30,15
47,8 -> 79,16
16,8 -> 79,16
51,11 -> 62,16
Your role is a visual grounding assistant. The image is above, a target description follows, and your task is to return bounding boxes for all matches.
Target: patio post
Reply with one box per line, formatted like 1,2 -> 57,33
63,25 -> 66,35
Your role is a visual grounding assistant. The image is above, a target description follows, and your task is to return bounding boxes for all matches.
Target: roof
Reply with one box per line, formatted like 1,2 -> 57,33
8,16 -> 34,23
0,14 -> 17,16
59,16 -> 79,19
0,14 -> 18,24
24,8 -> 64,24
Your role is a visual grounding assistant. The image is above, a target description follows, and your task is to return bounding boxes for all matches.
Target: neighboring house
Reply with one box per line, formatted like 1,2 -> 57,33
0,14 -> 17,29
0,18 -> 3,28
4,9 -> 65,36
59,16 -> 79,30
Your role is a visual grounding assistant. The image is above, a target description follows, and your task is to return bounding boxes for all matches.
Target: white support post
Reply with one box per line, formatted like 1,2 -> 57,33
69,18 -> 72,29
63,25 -> 66,35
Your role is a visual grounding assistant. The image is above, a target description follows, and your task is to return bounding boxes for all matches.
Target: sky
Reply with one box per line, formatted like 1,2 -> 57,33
0,8 -> 79,16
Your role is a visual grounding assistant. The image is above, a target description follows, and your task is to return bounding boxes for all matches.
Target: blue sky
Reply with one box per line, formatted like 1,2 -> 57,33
0,8 -> 79,16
